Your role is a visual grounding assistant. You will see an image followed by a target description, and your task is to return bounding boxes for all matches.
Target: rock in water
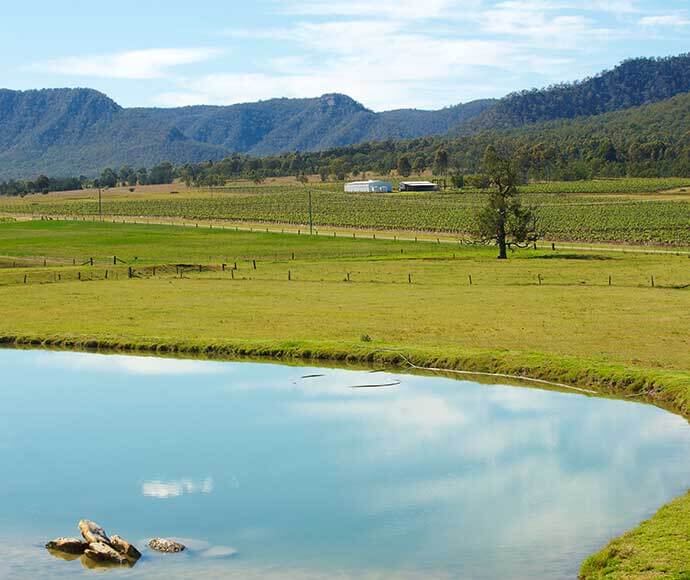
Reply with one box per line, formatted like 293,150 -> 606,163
110,535 -> 142,560
83,541 -> 127,564
148,538 -> 186,553
78,520 -> 110,545
45,537 -> 89,555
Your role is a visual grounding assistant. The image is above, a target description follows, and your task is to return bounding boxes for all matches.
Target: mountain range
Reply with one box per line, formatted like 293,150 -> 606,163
2,53 -> 690,179
0,90 -> 494,178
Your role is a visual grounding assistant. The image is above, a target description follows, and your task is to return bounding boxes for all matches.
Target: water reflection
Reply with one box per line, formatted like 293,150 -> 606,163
142,477 -> 214,499
34,351 -> 228,376
1,350 -> 689,580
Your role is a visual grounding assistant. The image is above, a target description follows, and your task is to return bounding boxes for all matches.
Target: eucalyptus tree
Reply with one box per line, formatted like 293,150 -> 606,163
477,146 -> 539,259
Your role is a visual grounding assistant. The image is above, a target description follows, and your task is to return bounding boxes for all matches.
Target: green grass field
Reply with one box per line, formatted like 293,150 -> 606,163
2,177 -> 690,245
1,218 -> 689,578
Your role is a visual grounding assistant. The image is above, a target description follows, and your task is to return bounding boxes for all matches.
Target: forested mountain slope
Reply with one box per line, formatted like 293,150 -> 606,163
237,90 -> 690,180
0,89 -> 493,178
460,54 -> 690,133
3,54 -> 690,179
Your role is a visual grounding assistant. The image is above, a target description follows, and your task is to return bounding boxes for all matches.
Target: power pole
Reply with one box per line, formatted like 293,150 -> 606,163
308,190 -> 313,235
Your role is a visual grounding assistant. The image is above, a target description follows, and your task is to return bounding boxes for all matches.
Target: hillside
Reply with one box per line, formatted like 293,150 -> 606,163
461,54 -> 690,133
3,54 -> 690,179
193,90 -> 690,182
0,90 -> 494,178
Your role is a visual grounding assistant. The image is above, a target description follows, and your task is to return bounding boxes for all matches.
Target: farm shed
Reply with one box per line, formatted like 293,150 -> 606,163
344,180 -> 392,193
399,181 -> 439,192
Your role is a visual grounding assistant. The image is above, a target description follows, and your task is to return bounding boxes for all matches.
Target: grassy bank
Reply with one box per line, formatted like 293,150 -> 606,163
580,492 -> 690,579
1,219 -> 689,577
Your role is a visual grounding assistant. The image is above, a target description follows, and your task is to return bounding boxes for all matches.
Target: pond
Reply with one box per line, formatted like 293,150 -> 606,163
1,349 -> 689,579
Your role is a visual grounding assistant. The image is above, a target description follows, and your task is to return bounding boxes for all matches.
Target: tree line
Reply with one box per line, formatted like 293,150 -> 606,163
0,162 -> 175,196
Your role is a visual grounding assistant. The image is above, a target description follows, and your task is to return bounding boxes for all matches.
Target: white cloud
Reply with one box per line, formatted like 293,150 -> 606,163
580,0 -> 639,13
640,14 -> 690,27
282,0 -> 473,19
293,394 -> 467,439
477,1 -> 622,49
164,16 -> 575,110
142,477 -> 214,499
35,351 -> 228,376
178,0 -> 631,111
34,47 -> 221,79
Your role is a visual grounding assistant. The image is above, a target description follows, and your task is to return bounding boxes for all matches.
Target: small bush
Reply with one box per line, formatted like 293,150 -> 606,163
360,334 -> 372,343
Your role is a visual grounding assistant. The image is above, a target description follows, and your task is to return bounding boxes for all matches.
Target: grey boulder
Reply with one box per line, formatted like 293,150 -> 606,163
83,541 -> 127,565
111,534 -> 142,560
148,538 -> 186,553
78,520 -> 110,545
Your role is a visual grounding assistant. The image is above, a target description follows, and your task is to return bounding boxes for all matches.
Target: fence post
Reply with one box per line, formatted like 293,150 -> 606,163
408,273 -> 412,284
253,259 -> 257,270
128,267 -> 133,279
468,275 -> 473,286
288,270 -> 291,281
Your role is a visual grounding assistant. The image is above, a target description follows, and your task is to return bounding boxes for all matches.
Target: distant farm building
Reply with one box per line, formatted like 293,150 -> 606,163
344,180 -> 392,193
399,181 -> 439,192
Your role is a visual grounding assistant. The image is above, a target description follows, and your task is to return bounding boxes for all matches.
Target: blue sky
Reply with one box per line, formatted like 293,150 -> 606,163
3,0 -> 690,111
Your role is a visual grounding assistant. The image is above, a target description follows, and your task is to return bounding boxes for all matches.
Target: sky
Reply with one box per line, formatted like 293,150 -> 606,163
2,0 -> 690,111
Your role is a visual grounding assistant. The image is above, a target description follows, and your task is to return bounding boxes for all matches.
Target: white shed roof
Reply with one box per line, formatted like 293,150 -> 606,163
347,180 -> 390,185
400,181 -> 436,186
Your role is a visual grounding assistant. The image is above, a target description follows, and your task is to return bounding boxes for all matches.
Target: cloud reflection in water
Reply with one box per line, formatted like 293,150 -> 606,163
142,477 -> 214,499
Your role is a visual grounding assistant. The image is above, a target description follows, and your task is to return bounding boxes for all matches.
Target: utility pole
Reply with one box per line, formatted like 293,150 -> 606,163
98,187 -> 103,221
308,190 -> 313,235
